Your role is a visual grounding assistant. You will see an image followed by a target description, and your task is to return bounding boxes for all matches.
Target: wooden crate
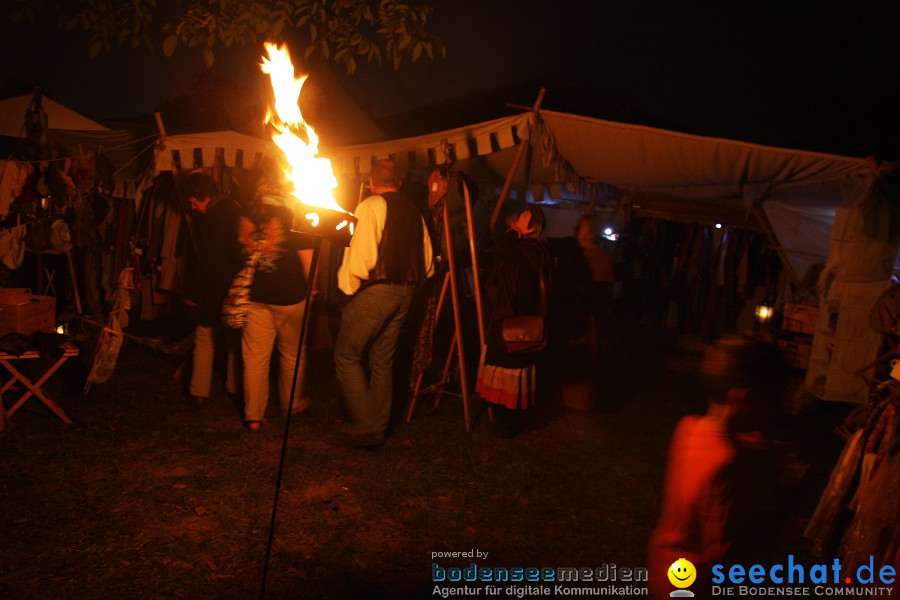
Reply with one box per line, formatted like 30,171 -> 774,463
0,292 -> 56,336
782,303 -> 818,335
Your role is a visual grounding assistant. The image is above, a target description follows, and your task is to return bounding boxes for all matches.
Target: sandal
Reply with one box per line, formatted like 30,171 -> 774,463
246,419 -> 267,431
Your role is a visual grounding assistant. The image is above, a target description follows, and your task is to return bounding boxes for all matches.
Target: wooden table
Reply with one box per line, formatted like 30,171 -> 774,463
1,342 -> 79,424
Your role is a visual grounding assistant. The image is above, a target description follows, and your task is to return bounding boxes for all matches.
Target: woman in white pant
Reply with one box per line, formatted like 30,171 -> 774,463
238,182 -> 313,431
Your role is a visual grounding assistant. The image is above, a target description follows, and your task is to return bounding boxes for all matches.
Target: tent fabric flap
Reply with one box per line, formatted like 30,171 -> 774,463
324,113 -> 530,176
153,131 -> 279,172
536,110 -> 869,200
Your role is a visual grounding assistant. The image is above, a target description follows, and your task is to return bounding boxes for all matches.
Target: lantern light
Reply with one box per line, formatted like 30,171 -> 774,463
755,302 -> 775,325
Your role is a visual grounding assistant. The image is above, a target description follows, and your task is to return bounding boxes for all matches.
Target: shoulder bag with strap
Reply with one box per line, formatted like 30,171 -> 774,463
500,258 -> 548,354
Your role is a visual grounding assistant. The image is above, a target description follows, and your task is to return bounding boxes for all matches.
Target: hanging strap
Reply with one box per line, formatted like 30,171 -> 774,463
537,260 -> 548,317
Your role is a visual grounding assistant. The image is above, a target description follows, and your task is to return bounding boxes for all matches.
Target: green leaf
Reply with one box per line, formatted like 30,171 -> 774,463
411,41 -> 421,61
203,49 -> 214,68
88,39 -> 102,58
303,43 -> 316,59
162,34 -> 177,56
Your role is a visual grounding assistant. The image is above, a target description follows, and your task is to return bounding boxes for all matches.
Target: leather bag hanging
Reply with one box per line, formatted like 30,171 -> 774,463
501,261 -> 548,354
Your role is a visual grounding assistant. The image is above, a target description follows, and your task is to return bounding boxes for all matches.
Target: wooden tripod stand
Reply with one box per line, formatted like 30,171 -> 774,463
406,176 -> 486,431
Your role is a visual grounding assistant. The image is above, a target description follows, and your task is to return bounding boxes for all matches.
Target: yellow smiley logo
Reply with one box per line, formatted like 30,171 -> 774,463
667,558 -> 697,588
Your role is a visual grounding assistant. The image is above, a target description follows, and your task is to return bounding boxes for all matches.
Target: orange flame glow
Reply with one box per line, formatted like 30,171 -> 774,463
260,42 -> 346,217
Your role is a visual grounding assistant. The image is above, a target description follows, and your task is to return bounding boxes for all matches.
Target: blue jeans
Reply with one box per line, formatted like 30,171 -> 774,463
334,283 -> 416,437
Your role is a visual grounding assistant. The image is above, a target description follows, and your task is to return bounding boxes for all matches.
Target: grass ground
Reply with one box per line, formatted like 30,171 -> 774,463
0,316 -> 853,599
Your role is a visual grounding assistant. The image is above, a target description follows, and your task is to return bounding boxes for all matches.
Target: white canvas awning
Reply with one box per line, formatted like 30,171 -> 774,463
0,94 -> 110,137
324,109 -> 872,280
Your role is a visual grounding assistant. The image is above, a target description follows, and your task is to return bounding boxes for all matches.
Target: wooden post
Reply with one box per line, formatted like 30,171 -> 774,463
442,199 -> 472,432
66,249 -> 83,315
462,183 -> 486,349
489,88 -> 546,230
153,112 -> 167,141
752,204 -> 798,284
0,394 -> 7,432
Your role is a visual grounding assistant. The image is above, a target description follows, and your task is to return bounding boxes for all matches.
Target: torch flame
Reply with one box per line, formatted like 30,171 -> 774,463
260,42 -> 345,213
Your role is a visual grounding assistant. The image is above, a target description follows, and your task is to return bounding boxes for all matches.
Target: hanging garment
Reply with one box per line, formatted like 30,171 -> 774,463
157,207 -> 182,294
839,434 -> 900,572
0,160 -> 33,219
804,429 -> 866,556
85,268 -> 133,387
0,223 -> 27,269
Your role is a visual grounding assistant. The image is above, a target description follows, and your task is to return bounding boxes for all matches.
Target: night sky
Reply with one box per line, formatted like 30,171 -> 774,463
2,1 -> 899,159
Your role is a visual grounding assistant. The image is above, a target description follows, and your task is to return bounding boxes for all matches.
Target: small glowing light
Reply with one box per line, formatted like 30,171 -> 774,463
349,222 -> 355,235
715,223 -> 722,229
337,220 -> 348,230
604,227 -> 613,236
305,213 -> 320,227
56,325 -> 65,334
755,303 -> 774,325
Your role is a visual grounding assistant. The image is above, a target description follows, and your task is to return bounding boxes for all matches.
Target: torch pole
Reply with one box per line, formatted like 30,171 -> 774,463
260,234 -> 322,599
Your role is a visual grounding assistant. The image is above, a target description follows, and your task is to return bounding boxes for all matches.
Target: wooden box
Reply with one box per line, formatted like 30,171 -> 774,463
782,303 -> 818,335
777,336 -> 813,370
0,292 -> 56,336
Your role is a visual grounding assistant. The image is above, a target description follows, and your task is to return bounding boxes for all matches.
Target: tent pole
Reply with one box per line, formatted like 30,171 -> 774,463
752,204 -> 799,285
153,112 -> 167,143
442,196 -> 473,431
463,182 -> 486,350
489,88 -> 546,230
260,235 -> 321,599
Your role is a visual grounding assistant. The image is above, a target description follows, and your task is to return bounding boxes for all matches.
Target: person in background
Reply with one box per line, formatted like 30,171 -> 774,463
575,213 -> 616,337
476,206 -> 552,438
239,176 -> 314,431
334,159 -> 434,448
182,172 -> 243,407
647,334 -> 805,599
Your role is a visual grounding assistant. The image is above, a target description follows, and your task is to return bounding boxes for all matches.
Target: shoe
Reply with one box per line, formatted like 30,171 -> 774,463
183,394 -> 207,407
246,419 -> 267,431
286,396 -> 312,417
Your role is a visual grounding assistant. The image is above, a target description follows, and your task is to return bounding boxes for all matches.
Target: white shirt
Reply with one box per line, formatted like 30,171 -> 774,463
337,194 -> 435,295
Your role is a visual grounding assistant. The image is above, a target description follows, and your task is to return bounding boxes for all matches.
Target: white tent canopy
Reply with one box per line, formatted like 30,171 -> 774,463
0,94 -> 110,137
324,109 -> 872,280
152,130 -> 278,173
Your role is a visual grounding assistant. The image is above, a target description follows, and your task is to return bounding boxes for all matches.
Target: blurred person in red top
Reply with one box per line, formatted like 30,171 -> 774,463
647,334 -> 805,599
